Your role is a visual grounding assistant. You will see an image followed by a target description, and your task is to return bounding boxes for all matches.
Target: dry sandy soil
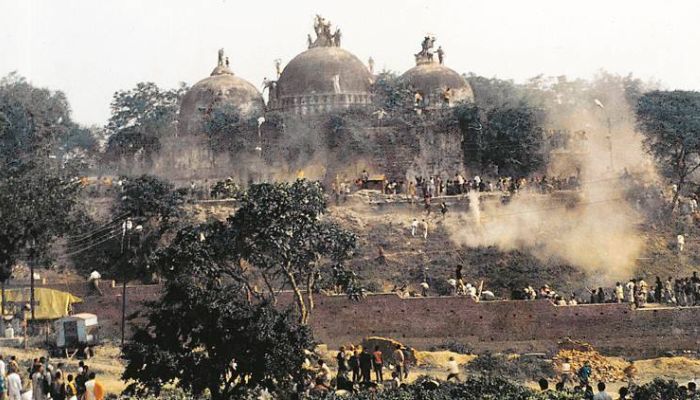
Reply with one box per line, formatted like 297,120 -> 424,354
0,343 -> 697,397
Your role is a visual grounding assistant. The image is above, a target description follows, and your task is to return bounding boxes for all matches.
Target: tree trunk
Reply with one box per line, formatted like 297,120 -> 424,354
671,147 -> 687,213
210,384 -> 223,400
283,267 -> 307,324
261,272 -> 277,305
672,174 -> 685,213
306,273 -> 316,312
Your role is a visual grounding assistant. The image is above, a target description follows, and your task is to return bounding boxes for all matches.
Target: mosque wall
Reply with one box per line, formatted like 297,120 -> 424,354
365,125 -> 464,181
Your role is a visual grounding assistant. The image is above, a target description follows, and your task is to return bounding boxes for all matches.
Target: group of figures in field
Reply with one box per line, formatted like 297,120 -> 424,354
0,355 -> 105,400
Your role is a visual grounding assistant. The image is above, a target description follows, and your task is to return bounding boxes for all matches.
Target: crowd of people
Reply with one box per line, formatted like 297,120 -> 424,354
543,359 -> 698,400
328,170 -> 584,204
304,344 -> 700,399
377,173 -> 581,199
305,344 -> 413,396
513,272 -> 700,309
0,355 -> 104,400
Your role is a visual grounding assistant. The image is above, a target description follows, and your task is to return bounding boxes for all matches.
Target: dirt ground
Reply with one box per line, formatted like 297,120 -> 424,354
0,344 -> 127,395
322,346 -> 700,388
1,343 -> 697,397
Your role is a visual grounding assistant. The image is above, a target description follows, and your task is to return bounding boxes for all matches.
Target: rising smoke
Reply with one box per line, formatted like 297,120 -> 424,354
445,73 -> 659,283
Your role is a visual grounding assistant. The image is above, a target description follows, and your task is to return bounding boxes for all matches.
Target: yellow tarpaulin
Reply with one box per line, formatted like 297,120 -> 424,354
4,288 -> 82,320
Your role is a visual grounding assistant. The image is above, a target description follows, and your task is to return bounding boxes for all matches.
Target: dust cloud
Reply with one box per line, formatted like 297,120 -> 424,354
445,75 -> 659,283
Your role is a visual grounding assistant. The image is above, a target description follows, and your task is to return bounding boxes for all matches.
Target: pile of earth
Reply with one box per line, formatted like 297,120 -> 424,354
553,339 -> 627,382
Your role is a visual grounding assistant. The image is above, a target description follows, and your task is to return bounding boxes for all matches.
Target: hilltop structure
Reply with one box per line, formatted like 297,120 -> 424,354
151,17 -> 476,184
400,36 -> 474,108
266,15 -> 374,115
153,49 -> 265,182
178,48 -> 264,135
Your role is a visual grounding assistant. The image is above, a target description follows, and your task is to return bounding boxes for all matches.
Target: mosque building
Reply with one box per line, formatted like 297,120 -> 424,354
153,49 -> 265,182
266,15 -> 374,115
178,49 -> 264,135
400,36 -> 474,108
171,16 -> 473,183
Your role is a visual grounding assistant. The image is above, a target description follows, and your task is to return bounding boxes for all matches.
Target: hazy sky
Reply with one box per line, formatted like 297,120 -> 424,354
2,0 -> 699,125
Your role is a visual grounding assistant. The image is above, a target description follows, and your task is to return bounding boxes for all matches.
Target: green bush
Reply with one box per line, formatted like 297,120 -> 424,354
308,377 -> 585,399
632,378 -> 688,400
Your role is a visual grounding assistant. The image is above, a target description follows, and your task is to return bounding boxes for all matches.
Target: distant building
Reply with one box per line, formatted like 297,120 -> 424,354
156,49 -> 265,182
178,48 -> 265,135
266,16 -> 373,115
400,37 -> 474,108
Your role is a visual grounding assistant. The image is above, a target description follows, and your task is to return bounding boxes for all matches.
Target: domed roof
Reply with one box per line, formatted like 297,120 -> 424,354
179,50 -> 264,135
402,63 -> 471,96
277,46 -> 372,98
400,38 -> 474,104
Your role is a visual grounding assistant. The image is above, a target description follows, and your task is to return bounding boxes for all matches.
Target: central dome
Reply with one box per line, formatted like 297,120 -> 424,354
268,16 -> 373,115
277,47 -> 372,98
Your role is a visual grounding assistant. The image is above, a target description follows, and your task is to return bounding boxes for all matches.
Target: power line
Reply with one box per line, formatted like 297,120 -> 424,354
66,227 -> 121,250
65,212 -> 129,241
60,231 -> 122,258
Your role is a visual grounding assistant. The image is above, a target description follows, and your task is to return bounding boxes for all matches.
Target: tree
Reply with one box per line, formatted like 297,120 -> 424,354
466,74 -> 530,112
0,73 -> 75,163
481,106 -> 546,176
0,160 -> 80,316
371,71 -> 414,115
53,125 -> 103,173
69,174 -> 185,280
227,180 -> 356,324
203,104 -> 258,156
636,91 -> 700,210
123,225 -> 314,400
0,74 -> 81,315
631,379 -> 686,400
455,100 -> 545,176
105,82 -> 186,163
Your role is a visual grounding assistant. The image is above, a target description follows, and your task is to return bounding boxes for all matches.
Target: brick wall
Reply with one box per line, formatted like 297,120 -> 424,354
21,283 -> 699,358
300,293 -> 700,358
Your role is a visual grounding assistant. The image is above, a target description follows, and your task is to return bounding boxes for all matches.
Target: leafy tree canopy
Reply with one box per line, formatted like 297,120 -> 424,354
69,174 -> 186,280
105,82 -> 186,162
0,72 -> 82,163
227,180 -> 357,323
123,223 -> 315,400
203,103 -> 258,155
0,74 -> 82,281
636,90 -> 700,207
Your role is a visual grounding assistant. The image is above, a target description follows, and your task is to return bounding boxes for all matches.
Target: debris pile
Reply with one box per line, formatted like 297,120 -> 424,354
350,190 -> 405,204
553,339 -> 626,382
361,336 -> 418,365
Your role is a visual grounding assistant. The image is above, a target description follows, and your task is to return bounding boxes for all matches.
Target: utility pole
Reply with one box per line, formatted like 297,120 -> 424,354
121,219 -> 141,348
29,239 -> 36,322
607,116 -> 613,172
594,99 -> 614,172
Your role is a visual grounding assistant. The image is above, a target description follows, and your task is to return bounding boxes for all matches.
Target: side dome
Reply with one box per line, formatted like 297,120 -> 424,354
179,49 -> 265,135
267,16 -> 373,115
400,37 -> 474,107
